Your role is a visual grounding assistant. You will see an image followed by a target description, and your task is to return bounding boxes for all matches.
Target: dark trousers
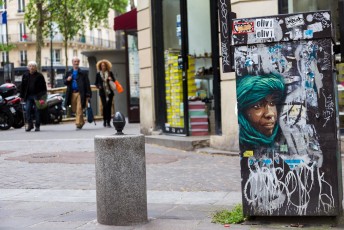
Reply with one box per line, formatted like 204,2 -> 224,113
26,95 -> 40,127
100,95 -> 114,124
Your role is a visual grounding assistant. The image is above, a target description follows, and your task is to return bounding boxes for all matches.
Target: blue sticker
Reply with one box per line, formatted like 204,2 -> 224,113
304,30 -> 313,38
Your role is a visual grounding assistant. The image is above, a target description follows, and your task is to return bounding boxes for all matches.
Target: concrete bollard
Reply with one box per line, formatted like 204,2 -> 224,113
94,134 -> 147,226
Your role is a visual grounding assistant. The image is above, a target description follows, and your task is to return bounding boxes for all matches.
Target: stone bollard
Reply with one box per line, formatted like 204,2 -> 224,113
94,134 -> 147,225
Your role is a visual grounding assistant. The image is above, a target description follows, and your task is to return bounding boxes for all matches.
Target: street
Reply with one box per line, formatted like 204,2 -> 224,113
0,122 -> 343,229
0,122 -> 243,230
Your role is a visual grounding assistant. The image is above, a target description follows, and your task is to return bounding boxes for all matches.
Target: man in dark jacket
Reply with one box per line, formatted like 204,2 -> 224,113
20,61 -> 47,132
64,57 -> 92,130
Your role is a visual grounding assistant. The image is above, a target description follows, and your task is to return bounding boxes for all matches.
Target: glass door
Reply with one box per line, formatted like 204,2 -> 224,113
163,0 -> 186,135
127,32 -> 140,123
186,0 -> 213,136
162,0 -> 214,136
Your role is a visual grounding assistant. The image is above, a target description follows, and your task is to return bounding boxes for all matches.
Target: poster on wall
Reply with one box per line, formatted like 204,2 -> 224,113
232,11 -> 342,216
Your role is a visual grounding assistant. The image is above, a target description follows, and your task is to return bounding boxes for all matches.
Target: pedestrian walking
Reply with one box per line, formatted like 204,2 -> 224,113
64,57 -> 92,130
19,61 -> 47,132
95,59 -> 116,127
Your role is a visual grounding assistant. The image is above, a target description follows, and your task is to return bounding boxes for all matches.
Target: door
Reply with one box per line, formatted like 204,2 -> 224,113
127,32 -> 140,123
162,0 -> 215,136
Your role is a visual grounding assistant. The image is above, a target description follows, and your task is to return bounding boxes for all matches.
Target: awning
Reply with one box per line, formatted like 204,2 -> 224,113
114,8 -> 137,31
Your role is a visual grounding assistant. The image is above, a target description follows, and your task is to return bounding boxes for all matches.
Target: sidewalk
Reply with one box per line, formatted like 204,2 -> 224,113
0,122 -> 343,229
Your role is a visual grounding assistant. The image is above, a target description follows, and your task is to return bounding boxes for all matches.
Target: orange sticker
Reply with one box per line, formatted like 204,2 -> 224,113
233,22 -> 254,34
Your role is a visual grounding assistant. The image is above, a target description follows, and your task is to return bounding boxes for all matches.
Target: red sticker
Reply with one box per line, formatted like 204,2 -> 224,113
233,22 -> 254,34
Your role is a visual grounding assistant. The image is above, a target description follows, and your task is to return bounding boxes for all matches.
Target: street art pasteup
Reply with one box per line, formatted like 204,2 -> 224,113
232,11 -> 342,216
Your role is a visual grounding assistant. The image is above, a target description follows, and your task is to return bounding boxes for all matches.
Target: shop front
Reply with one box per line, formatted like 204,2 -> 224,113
151,0 -> 221,136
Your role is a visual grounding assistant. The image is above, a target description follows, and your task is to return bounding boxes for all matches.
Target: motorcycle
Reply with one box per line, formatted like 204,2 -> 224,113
0,83 -> 24,129
0,83 -> 65,126
45,94 -> 65,124
0,95 -> 14,130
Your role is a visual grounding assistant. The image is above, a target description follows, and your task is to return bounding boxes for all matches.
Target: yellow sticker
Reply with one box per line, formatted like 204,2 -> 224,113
243,150 -> 254,157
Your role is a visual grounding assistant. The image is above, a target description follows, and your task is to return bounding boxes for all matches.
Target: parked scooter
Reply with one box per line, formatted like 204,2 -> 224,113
0,83 -> 65,126
0,95 -> 14,130
0,83 -> 24,129
45,94 -> 65,124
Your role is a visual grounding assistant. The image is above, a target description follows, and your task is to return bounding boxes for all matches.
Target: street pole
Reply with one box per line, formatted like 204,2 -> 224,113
50,22 -> 54,88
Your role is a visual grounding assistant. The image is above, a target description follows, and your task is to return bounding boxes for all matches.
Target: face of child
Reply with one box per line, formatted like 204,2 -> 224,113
245,94 -> 278,137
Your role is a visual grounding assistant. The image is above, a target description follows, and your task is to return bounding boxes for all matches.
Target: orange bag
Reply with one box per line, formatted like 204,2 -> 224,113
115,80 -> 124,94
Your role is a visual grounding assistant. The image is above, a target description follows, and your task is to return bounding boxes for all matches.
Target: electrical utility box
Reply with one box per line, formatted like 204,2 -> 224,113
231,11 -> 342,216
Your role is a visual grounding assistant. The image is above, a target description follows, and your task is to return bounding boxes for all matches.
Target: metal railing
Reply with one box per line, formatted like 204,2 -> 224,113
4,33 -> 119,49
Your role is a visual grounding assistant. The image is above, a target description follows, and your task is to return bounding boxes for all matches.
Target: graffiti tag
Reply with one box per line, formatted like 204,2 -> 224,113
322,92 -> 334,127
285,14 -> 305,28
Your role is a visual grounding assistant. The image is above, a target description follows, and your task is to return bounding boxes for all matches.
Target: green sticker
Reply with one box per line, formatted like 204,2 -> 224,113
280,144 -> 288,152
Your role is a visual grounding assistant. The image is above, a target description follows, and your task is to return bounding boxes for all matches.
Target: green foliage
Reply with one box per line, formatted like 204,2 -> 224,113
212,204 -> 246,225
0,44 -> 16,52
25,0 -> 51,35
24,0 -> 128,70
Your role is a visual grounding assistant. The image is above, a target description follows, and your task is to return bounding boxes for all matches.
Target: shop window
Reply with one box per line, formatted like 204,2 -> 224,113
279,0 -> 338,36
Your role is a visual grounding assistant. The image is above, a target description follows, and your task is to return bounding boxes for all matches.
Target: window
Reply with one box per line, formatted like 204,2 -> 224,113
105,31 -> 110,47
82,55 -> 88,66
73,50 -> 77,57
19,50 -> 27,66
278,0 -> 339,42
19,22 -> 26,42
89,29 -> 94,45
18,0 -> 25,13
0,0 -> 5,10
53,49 -> 61,63
1,52 -> 8,65
97,29 -> 102,46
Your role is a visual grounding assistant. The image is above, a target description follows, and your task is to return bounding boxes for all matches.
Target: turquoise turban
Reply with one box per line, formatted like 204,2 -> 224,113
237,73 -> 285,147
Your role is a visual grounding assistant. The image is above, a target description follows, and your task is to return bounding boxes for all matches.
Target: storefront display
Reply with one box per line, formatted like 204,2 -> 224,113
160,0 -> 218,136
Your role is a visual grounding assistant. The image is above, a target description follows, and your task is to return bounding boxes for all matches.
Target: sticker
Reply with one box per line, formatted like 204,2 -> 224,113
255,18 -> 274,39
256,18 -> 273,29
243,150 -> 254,157
280,144 -> 288,152
256,29 -> 274,39
285,14 -> 304,28
308,22 -> 323,33
233,22 -> 254,34
304,30 -> 313,39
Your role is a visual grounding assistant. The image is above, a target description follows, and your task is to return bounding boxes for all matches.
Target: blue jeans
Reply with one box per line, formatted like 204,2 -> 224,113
26,95 -> 40,127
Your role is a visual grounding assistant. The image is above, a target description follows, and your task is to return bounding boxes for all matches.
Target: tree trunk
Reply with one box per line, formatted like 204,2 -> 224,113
35,2 -> 44,72
130,0 -> 135,9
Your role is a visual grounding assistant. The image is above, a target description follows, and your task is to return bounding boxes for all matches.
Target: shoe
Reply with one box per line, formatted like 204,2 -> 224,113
26,124 -> 33,132
35,126 -> 40,132
103,121 -> 106,127
76,124 -> 84,130
106,122 -> 112,128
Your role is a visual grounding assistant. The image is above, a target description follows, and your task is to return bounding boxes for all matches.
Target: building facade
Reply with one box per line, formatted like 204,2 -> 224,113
0,0 -> 119,88
138,0 -> 341,151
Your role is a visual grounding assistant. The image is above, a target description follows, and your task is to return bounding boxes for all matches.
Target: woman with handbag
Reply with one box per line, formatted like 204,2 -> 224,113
95,59 -> 116,127
19,61 -> 47,132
